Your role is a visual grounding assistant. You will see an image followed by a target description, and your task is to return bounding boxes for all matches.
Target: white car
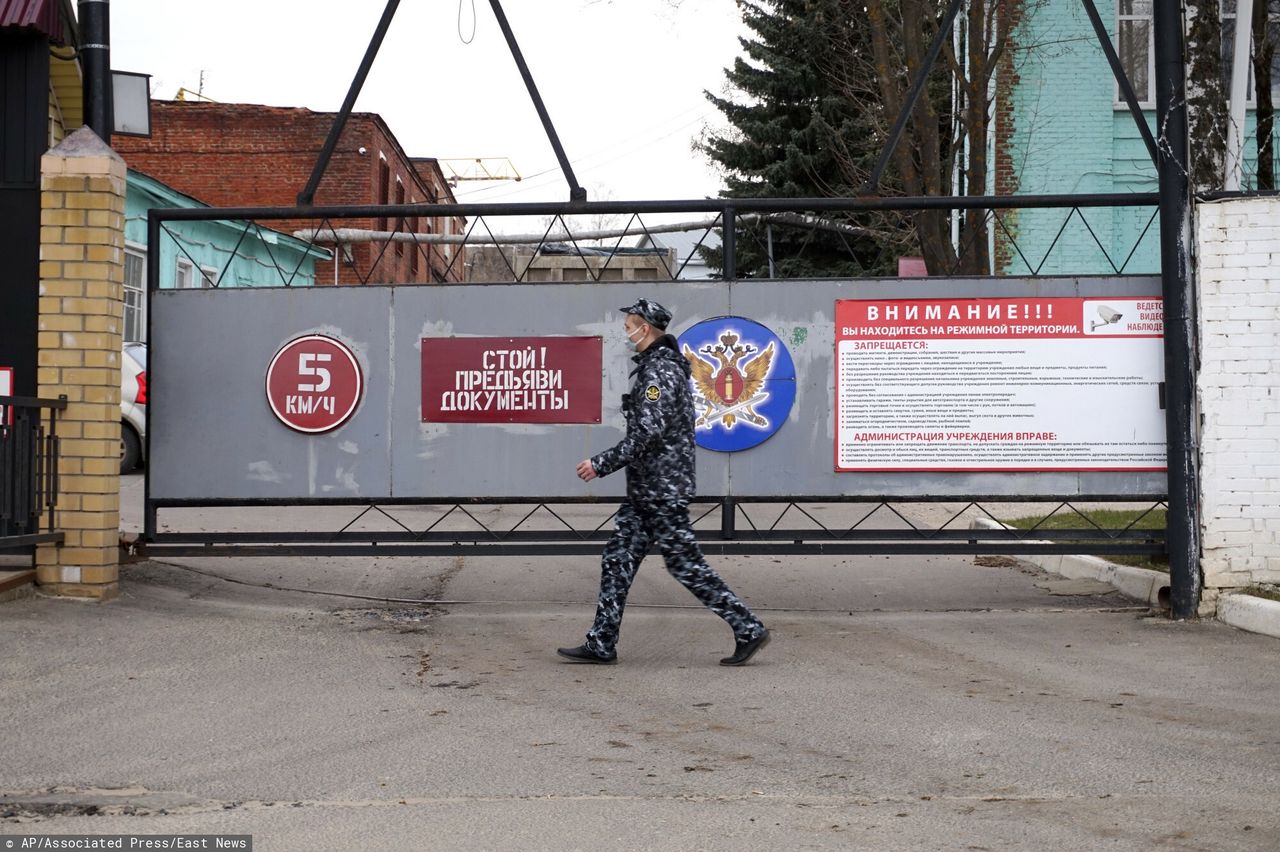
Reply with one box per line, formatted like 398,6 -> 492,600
121,342 -> 147,473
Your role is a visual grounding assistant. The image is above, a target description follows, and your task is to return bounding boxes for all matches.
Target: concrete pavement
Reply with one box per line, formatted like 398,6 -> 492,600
3,516 -> 1280,850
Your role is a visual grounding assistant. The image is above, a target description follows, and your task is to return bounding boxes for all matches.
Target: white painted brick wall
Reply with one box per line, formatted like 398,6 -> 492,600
1195,197 -> 1280,602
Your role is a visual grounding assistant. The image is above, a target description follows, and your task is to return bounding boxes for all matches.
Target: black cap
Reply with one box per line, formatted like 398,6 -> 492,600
618,298 -> 672,330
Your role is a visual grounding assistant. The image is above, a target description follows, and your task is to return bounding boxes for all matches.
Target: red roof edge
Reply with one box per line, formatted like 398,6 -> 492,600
0,0 -> 70,44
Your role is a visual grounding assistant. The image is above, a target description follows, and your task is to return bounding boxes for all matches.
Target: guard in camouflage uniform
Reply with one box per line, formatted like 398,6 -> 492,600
559,299 -> 770,666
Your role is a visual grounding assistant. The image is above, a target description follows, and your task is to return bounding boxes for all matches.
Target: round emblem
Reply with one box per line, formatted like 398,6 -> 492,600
677,316 -> 796,452
645,385 -> 661,401
266,334 -> 364,434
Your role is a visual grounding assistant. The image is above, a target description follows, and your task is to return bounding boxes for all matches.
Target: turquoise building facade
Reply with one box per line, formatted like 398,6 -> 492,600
123,169 -> 329,340
998,2 -> 1274,276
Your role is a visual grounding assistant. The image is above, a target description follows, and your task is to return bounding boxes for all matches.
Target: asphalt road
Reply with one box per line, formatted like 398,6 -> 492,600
0,478 -> 1277,850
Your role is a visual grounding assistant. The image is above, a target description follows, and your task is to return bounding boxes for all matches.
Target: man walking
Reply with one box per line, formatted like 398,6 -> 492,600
559,299 -> 770,666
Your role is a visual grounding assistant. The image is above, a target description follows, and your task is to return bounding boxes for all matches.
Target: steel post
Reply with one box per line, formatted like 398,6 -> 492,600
77,0 -> 112,141
1153,0 -> 1201,618
722,206 -> 737,280
144,212 -> 160,541
721,497 -> 736,540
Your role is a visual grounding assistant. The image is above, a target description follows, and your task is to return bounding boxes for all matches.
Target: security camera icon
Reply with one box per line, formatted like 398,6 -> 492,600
1091,305 -> 1123,331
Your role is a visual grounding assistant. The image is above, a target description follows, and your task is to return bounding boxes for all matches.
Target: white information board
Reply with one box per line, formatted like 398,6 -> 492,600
0,366 -> 12,425
836,297 -> 1167,472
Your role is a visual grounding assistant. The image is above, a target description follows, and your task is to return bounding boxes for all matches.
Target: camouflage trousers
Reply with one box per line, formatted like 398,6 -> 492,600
585,500 -> 766,655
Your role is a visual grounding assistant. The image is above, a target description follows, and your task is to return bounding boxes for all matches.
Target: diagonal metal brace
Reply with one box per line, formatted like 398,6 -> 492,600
489,0 -> 587,203
1079,0 -> 1160,167
298,0 -> 402,206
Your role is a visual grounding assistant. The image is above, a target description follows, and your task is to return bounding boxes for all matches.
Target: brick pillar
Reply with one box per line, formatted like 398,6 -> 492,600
35,127 -> 125,601
1195,197 -> 1280,616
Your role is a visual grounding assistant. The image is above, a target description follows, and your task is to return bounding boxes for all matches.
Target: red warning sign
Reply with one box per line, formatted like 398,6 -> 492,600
266,335 -> 363,433
421,336 -> 602,423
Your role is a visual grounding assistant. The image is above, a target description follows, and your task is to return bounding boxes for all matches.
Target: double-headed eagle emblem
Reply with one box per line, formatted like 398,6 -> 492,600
683,331 -> 774,429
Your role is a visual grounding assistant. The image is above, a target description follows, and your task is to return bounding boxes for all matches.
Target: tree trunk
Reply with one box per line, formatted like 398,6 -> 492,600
898,0 -> 958,273
858,0 -> 1015,275
961,0 -> 992,275
1253,0 -> 1275,189
867,0 -> 951,272
1184,1 -> 1227,191
866,0 -> 924,198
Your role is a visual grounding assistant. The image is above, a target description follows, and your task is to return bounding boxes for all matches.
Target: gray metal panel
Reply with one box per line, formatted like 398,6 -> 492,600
388,280 -> 731,499
150,276 -> 1167,502
726,276 -> 1167,497
150,287 -> 393,500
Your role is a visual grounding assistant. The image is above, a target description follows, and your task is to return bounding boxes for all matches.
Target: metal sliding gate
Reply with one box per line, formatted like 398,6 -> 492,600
135,0 -> 1215,615
141,195 -> 1171,567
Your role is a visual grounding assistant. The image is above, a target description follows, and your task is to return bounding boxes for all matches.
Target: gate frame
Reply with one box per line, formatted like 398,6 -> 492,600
143,194 -> 1177,570
140,0 -> 1216,616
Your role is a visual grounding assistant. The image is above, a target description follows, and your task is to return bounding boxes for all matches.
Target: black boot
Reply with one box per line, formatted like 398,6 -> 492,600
556,644 -> 617,664
720,629 -> 770,666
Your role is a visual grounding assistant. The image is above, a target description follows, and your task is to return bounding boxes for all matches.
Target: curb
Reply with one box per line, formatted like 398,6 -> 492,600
1217,593 -> 1280,640
970,519 -> 1280,641
0,569 -> 37,604
969,518 -> 1169,608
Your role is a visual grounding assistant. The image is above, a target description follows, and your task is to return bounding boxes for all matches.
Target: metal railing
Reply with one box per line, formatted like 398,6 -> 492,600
0,394 -> 67,551
142,496 -> 1168,559
147,193 -> 1168,290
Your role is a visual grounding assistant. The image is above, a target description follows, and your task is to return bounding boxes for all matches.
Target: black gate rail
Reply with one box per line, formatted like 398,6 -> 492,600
0,394 -> 67,550
149,192 -> 1169,286
142,495 -> 1167,559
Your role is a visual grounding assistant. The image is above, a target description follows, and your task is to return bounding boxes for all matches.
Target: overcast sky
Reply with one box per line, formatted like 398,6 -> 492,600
110,0 -> 746,215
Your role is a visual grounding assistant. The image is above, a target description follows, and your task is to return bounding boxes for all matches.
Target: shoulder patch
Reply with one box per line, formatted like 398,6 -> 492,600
645,385 -> 661,402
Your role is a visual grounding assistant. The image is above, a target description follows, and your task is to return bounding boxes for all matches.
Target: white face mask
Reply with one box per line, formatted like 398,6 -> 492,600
626,324 -> 647,351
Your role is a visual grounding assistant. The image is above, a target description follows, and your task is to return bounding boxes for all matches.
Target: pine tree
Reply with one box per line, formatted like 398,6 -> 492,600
699,0 -> 909,278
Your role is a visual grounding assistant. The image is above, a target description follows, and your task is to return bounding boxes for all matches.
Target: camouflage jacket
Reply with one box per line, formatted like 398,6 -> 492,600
591,334 -> 696,504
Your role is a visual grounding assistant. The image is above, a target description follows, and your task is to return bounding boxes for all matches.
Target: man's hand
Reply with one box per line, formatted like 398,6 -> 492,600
576,459 -> 598,482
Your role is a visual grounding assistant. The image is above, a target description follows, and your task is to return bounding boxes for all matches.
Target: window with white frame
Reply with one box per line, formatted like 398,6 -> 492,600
1117,1 -> 1155,107
1221,0 -> 1280,105
175,257 -> 195,289
124,247 -> 146,342
200,266 -> 218,288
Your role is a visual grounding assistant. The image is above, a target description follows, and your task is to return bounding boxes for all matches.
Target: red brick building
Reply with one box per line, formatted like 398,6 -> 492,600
112,101 -> 464,284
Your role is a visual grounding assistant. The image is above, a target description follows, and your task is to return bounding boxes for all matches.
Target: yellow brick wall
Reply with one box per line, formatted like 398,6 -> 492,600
35,128 -> 126,601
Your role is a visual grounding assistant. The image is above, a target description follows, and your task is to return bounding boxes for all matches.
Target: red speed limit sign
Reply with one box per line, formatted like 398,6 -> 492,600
266,335 -> 363,433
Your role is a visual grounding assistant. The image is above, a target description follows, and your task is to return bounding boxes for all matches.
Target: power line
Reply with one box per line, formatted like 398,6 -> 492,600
452,107 -> 714,200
